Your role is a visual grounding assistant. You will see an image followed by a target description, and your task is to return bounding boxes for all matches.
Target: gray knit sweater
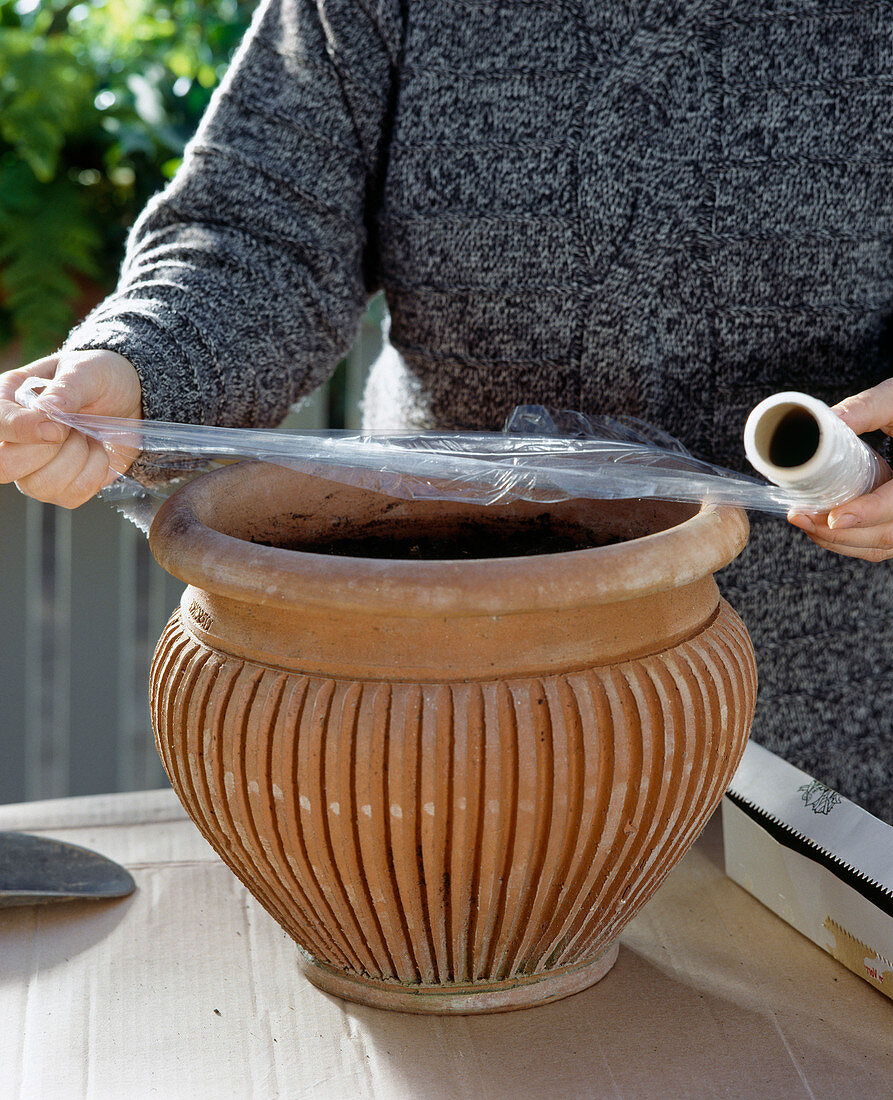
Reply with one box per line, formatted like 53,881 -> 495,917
65,0 -> 893,820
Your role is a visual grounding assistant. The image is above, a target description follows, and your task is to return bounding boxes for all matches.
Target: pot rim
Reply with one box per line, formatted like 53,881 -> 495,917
148,462 -> 749,617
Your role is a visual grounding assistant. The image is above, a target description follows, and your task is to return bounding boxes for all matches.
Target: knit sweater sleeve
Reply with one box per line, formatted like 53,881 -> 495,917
62,0 -> 403,427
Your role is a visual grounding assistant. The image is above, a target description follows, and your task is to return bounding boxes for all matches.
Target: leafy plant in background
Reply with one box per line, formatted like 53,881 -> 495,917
0,0 -> 256,359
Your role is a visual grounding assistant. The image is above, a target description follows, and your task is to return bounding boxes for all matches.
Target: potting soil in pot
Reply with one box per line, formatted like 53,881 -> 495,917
256,518 -> 624,559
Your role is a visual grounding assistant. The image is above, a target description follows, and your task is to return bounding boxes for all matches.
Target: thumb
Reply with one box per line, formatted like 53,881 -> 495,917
38,351 -> 112,414
831,378 -> 893,437
38,350 -> 141,419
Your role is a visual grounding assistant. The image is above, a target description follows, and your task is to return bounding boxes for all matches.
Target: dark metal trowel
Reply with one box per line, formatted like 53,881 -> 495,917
0,832 -> 136,907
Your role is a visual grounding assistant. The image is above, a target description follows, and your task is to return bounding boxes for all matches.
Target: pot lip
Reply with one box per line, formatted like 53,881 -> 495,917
148,462 -> 750,617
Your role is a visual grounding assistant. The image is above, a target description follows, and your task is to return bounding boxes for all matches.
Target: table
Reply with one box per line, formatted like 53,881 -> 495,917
0,789 -> 889,1099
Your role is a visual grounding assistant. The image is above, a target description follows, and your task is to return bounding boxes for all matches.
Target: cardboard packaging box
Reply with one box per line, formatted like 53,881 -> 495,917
723,740 -> 893,999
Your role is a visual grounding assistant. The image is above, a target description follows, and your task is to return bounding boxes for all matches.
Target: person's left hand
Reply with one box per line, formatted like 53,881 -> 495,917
787,379 -> 893,562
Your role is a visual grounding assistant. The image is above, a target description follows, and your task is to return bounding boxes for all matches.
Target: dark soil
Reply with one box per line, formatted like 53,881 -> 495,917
267,527 -> 622,560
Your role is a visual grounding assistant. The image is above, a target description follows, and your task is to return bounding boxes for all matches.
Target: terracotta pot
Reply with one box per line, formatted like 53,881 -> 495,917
148,462 -> 756,1014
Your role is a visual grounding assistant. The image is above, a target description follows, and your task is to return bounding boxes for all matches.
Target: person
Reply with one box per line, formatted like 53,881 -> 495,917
1,1 -> 891,820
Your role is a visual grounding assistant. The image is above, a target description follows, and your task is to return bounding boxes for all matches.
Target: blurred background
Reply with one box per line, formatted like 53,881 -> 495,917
0,0 -> 383,802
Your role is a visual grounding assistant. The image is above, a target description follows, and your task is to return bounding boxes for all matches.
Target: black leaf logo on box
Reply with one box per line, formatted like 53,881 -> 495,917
798,780 -> 842,815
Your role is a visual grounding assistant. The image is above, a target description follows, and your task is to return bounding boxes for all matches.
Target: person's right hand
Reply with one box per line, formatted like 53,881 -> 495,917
0,349 -> 143,508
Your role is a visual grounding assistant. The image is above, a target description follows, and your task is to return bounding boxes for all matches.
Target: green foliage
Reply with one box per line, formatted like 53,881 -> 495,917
0,0 -> 256,359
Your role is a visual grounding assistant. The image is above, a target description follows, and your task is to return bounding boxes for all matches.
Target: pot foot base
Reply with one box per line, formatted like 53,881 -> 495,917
297,943 -> 619,1015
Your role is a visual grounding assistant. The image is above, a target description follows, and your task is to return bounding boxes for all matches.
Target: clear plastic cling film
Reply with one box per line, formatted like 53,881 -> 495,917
15,376 -> 888,535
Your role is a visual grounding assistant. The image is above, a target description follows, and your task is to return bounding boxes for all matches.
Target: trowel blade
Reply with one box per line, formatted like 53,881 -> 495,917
0,832 -> 136,907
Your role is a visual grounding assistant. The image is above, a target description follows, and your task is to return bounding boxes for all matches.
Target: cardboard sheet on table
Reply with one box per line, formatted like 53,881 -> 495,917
0,790 -> 889,1099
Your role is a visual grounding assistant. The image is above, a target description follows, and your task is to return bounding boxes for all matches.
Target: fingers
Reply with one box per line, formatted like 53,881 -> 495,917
831,378 -> 893,436
802,532 -> 893,563
788,497 -> 893,562
14,434 -> 114,509
0,350 -> 142,506
0,440 -> 63,484
794,377 -> 893,560
824,476 -> 893,532
0,355 -> 58,403
0,356 -> 68,446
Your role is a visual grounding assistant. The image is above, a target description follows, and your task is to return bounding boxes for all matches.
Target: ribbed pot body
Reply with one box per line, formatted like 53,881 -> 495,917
148,463 -> 757,1013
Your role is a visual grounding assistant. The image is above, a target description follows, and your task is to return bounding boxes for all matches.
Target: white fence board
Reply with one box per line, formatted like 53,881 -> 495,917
0,486 -> 29,804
